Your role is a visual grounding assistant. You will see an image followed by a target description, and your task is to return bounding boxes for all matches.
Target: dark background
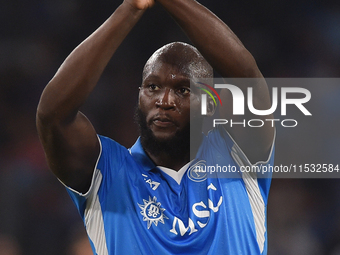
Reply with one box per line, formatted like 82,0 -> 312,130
0,0 -> 340,254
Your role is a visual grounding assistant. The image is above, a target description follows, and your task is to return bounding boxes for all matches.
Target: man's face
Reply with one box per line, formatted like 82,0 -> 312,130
138,59 -> 202,143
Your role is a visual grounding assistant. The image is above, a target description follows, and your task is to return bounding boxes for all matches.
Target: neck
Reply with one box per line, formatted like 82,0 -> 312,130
147,150 -> 190,171
144,134 -> 202,171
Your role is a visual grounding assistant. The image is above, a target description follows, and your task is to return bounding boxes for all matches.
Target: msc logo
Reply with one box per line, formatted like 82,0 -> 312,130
138,196 -> 169,229
170,183 -> 223,236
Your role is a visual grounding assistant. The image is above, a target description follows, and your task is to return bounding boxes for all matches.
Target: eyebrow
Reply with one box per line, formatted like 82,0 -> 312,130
143,74 -> 161,81
143,75 -> 191,84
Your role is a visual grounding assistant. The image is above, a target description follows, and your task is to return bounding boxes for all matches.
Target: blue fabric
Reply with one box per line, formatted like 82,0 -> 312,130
67,126 -> 274,255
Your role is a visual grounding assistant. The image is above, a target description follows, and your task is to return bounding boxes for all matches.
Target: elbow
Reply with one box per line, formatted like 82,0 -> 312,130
218,46 -> 262,78
36,105 -> 51,144
36,84 -> 71,126
36,82 -> 56,125
36,101 -> 54,131
36,97 -> 77,130
36,92 -> 63,128
36,92 -> 55,124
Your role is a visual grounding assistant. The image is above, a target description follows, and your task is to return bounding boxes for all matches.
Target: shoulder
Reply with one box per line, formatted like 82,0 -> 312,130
205,125 -> 236,151
98,135 -> 126,150
206,126 -> 275,165
97,135 -> 131,168
97,135 -> 130,156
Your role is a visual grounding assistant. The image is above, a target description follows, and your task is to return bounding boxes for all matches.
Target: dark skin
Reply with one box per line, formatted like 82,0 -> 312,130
139,56 -> 204,170
36,0 -> 274,193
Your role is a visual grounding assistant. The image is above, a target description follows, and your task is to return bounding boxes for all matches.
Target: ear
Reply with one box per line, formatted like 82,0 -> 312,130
206,95 -> 217,116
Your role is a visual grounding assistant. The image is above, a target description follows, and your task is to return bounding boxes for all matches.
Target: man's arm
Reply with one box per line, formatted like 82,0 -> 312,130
36,0 -> 154,193
157,0 -> 274,163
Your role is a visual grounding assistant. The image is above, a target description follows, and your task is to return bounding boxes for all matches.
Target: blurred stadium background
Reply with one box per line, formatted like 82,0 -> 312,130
0,0 -> 339,254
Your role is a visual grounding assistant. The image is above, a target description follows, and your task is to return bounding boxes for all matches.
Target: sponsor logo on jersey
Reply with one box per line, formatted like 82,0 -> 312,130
138,196 -> 169,229
170,183 -> 223,236
142,174 -> 160,190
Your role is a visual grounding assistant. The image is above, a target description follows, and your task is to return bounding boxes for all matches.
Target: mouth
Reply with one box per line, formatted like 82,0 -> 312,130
151,115 -> 176,128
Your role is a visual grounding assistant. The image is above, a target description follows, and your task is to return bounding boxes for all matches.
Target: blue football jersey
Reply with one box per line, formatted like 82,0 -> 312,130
66,126 -> 274,255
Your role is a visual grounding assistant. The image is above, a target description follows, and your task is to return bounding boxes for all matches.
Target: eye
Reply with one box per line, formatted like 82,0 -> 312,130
148,84 -> 160,91
178,87 -> 190,95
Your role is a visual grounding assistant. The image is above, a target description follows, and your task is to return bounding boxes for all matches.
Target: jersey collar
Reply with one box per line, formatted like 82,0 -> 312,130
129,137 -> 156,171
129,134 -> 207,172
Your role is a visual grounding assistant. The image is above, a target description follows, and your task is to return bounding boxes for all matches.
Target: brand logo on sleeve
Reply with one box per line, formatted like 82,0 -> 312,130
142,174 -> 160,190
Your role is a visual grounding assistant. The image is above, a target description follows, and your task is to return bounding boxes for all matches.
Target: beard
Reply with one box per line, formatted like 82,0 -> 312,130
134,106 -> 191,159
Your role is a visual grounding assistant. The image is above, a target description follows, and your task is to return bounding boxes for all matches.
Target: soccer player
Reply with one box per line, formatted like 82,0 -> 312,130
36,0 -> 275,254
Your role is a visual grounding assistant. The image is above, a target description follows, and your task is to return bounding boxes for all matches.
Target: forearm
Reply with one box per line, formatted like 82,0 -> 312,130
158,0 -> 272,116
158,0 -> 274,162
157,0 -> 260,79
37,2 -> 145,123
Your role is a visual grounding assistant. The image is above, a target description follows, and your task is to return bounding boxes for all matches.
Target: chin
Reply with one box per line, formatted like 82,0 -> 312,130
149,124 -> 178,138
152,130 -> 177,142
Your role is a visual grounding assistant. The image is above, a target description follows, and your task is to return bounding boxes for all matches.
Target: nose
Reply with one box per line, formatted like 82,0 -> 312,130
155,88 -> 176,110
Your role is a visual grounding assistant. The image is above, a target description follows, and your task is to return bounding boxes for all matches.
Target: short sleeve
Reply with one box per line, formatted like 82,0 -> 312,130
64,135 -> 129,218
217,125 -> 275,204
